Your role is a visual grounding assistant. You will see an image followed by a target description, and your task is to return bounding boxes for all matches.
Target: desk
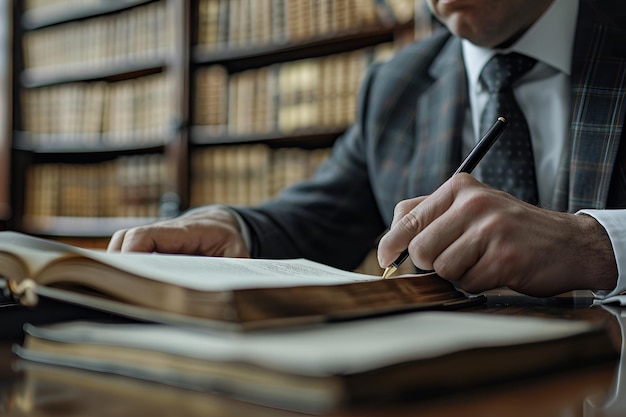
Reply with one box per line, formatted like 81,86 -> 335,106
0,292 -> 623,417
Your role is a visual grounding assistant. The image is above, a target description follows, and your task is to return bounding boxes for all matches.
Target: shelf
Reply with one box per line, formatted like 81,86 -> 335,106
21,215 -> 160,238
21,0 -> 159,31
190,126 -> 346,148
193,24 -> 410,72
13,131 -> 172,155
20,57 -> 167,88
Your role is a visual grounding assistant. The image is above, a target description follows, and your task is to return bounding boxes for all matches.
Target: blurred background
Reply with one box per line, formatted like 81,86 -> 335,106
0,0 -> 433,274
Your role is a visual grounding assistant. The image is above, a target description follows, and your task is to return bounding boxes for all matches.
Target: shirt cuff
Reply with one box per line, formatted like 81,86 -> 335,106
578,209 -> 626,298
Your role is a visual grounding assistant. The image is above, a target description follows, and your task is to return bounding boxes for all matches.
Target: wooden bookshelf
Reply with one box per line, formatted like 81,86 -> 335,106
5,0 -> 430,258
20,59 -> 166,88
9,0 -> 183,237
192,24 -> 412,72
191,125 -> 343,147
0,0 -> 10,226
21,0 -> 160,31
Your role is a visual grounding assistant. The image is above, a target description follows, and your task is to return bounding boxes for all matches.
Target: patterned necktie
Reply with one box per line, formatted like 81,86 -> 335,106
477,53 -> 539,205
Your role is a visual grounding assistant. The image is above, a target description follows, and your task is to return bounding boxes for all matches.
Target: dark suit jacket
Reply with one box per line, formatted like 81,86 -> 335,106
234,0 -> 626,270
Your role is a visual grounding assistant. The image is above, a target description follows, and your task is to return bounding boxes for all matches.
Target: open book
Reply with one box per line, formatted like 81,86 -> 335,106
14,312 -> 617,414
0,231 -> 483,330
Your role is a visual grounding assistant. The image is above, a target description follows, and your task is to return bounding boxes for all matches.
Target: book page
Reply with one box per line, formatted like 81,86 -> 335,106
0,232 -> 80,278
69,252 -> 383,291
22,312 -> 596,377
0,231 -> 384,291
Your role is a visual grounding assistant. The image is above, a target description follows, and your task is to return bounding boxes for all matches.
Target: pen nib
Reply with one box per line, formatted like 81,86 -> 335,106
381,265 -> 397,279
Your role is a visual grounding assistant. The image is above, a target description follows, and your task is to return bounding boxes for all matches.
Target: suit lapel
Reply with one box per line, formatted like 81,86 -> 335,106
553,1 -> 626,212
409,37 -> 466,198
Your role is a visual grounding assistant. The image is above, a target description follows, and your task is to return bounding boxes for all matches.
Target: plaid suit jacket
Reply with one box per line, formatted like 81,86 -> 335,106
234,0 -> 626,270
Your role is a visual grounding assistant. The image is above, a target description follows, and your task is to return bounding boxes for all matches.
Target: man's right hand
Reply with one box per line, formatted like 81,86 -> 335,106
107,208 -> 250,258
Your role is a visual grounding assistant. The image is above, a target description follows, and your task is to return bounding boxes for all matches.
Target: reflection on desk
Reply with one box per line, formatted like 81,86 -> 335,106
585,305 -> 626,417
9,362 -> 300,417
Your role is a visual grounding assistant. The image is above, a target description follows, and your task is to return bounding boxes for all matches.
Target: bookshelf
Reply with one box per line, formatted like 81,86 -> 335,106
187,0 -> 426,211
10,0 -> 182,237
0,0 -> 10,228
6,0 -> 431,272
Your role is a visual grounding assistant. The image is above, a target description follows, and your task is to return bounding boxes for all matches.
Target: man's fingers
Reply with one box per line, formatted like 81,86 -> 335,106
117,226 -> 161,253
390,196 -> 428,228
379,175 -> 471,267
106,209 -> 250,258
107,229 -> 128,252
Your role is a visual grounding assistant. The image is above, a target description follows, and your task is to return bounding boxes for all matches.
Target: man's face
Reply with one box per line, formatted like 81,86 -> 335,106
426,0 -> 554,48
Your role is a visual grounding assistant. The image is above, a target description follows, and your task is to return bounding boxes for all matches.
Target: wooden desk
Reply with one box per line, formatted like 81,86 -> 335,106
0,293 -> 623,417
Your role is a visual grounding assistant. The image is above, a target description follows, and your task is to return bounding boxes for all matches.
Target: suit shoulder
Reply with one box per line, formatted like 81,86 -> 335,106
374,29 -> 453,81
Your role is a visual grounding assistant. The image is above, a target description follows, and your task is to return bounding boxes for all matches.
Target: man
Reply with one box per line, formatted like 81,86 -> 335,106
108,0 -> 626,298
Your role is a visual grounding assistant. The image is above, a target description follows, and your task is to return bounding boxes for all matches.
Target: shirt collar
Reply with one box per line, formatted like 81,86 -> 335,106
462,0 -> 578,88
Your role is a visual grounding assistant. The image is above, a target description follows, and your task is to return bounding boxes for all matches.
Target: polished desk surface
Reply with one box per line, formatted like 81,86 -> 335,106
0,291 -> 624,417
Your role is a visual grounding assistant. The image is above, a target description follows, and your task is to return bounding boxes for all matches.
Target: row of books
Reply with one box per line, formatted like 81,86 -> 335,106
23,0 -> 171,71
196,0 -> 416,50
21,43 -> 399,143
194,42 -> 397,136
190,144 -> 331,207
21,73 -> 174,145
24,154 -> 166,218
23,143 -> 331,219
24,0 -> 106,11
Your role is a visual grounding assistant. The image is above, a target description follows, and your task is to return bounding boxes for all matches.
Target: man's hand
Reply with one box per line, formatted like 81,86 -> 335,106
377,174 -> 618,297
107,208 -> 250,258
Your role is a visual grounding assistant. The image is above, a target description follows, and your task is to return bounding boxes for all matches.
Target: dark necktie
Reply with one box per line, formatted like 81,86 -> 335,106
477,53 -> 539,205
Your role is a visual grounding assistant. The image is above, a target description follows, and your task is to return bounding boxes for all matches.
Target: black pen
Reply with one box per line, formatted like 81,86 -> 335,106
381,116 -> 509,279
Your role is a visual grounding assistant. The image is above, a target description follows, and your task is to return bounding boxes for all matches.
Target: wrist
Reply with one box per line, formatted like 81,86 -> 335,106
575,213 -> 618,292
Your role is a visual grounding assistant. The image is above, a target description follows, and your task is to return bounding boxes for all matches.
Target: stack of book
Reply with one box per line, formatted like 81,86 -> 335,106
0,231 -> 618,413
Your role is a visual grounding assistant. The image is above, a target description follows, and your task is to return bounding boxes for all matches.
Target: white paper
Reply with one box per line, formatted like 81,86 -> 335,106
0,231 -> 380,291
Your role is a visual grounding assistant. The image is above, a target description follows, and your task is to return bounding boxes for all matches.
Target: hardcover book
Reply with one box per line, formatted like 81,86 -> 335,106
0,231 -> 483,330
14,311 -> 616,413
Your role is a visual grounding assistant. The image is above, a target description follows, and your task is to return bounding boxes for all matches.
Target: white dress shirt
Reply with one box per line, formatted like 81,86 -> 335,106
462,0 -> 626,296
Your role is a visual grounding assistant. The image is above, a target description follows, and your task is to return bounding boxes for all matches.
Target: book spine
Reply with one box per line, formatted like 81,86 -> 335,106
18,0 -> 176,181
23,154 -> 166,219
197,0 -> 220,51
22,72 -> 172,148
193,0 -> 416,50
22,1 -> 170,71
194,44 -> 402,137
189,145 -> 331,207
